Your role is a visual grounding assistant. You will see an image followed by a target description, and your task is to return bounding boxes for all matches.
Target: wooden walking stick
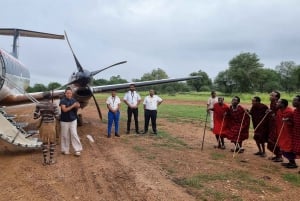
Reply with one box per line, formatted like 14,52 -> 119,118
271,121 -> 285,159
201,111 -> 209,151
253,110 -> 271,132
233,111 -> 247,158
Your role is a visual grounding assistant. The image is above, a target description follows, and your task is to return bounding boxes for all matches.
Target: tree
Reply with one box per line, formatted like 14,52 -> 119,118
26,83 -> 47,92
228,52 -> 263,92
140,68 -> 168,81
187,70 -> 212,92
276,61 -> 298,92
254,68 -> 280,92
214,70 -> 235,93
47,82 -> 61,91
108,75 -> 128,84
139,68 -> 170,92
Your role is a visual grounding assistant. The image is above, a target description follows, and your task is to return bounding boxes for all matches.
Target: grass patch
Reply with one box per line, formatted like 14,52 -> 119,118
145,155 -> 156,160
157,130 -> 188,147
133,145 -> 146,152
159,104 -> 207,121
176,170 -> 280,194
210,152 -> 226,160
282,173 -> 300,187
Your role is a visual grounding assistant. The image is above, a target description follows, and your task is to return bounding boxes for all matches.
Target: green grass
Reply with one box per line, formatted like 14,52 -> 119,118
159,104 -> 207,121
210,152 -> 226,160
282,173 -> 300,187
133,145 -> 146,152
176,170 -> 280,193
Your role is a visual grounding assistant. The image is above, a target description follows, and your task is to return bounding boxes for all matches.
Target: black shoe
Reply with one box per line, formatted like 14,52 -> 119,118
107,135 -> 111,138
142,130 -> 148,134
281,162 -> 289,167
286,163 -> 298,169
220,145 -> 226,150
254,151 -> 262,156
260,153 -> 266,157
126,131 -> 130,134
136,131 -> 141,134
273,157 -> 283,162
115,134 -> 120,137
152,131 -> 157,135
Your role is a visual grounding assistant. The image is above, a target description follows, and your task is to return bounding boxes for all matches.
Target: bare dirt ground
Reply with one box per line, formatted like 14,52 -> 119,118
1,99 -> 300,201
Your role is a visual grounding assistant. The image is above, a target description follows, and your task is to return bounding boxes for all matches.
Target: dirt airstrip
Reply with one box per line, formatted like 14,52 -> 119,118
0,99 -> 299,201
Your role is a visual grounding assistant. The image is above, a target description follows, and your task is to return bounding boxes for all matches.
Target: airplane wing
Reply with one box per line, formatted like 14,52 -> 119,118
0,90 -> 65,106
91,76 -> 200,93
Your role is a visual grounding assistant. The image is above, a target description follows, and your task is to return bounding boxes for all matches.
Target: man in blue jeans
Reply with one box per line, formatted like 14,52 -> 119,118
106,89 -> 121,138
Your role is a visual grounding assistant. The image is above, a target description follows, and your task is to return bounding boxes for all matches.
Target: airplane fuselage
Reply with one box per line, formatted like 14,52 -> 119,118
0,48 -> 30,104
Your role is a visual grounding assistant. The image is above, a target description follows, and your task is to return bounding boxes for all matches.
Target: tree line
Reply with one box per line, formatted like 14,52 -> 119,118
27,52 -> 300,94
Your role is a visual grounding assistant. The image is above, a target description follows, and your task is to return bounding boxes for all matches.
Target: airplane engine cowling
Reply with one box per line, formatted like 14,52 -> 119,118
73,87 -> 92,108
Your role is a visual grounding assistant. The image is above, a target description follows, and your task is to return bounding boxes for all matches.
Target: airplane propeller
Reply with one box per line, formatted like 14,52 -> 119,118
63,31 -> 127,121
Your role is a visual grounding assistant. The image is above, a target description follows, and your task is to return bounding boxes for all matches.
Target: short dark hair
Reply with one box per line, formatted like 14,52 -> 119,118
295,95 -> 300,101
253,96 -> 261,103
281,99 -> 288,107
273,91 -> 281,99
233,96 -> 240,103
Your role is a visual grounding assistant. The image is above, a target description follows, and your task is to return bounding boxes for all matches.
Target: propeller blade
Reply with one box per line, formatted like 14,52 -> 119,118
91,92 -> 102,121
90,61 -> 127,77
64,31 -> 84,72
56,79 -> 77,90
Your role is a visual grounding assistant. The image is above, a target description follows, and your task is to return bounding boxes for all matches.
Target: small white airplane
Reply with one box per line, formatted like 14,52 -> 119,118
0,28 -> 199,149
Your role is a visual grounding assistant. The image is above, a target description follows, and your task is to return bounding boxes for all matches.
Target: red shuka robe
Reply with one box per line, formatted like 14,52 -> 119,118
267,100 -> 279,152
292,108 -> 300,156
250,103 -> 269,143
276,107 -> 293,152
225,105 -> 250,143
212,103 -> 229,136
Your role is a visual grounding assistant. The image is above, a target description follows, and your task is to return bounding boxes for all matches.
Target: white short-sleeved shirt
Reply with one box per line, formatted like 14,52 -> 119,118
207,97 -> 218,109
123,91 -> 141,106
106,96 -> 121,110
143,95 -> 163,110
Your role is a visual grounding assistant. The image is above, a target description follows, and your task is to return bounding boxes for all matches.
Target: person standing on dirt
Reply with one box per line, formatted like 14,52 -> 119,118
34,92 -> 59,165
106,89 -> 121,138
142,89 -> 163,134
249,96 -> 269,157
123,84 -> 141,134
208,97 -> 229,149
267,91 -> 283,162
207,91 -> 218,131
275,99 -> 297,168
292,95 -> 300,167
60,87 -> 82,156
224,96 -> 250,153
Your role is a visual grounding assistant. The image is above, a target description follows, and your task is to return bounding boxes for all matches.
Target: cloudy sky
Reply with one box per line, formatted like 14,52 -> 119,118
1,0 -> 300,86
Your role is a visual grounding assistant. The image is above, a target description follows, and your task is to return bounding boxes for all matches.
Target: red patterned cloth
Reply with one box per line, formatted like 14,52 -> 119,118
276,107 -> 293,152
292,108 -> 300,156
224,105 -> 250,143
250,103 -> 269,143
267,100 -> 279,152
212,103 -> 229,136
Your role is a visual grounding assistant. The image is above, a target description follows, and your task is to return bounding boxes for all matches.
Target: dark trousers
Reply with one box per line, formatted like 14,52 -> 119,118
127,107 -> 139,132
144,109 -> 157,132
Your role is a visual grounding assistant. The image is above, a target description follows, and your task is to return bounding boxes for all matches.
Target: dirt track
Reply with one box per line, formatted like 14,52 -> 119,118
1,100 -> 300,201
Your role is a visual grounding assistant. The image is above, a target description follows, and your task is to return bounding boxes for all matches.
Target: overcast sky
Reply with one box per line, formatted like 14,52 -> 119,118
1,0 -> 300,86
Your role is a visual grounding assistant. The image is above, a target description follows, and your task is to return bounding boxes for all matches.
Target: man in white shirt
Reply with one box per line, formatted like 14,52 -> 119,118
123,84 -> 141,134
142,89 -> 163,134
106,89 -> 121,138
207,91 -> 218,130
